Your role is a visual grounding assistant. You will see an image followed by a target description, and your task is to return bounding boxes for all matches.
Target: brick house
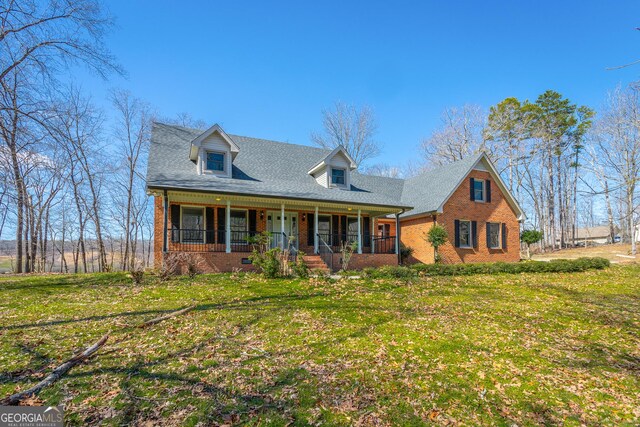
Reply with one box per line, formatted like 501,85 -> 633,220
147,123 -> 525,272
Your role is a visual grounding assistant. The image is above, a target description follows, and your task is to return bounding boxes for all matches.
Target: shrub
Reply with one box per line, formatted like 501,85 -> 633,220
399,244 -> 414,264
363,266 -> 418,279
248,231 -> 295,278
340,240 -> 358,271
250,247 -> 283,278
129,263 -> 144,285
407,257 -> 610,277
291,252 -> 309,278
161,253 -> 206,279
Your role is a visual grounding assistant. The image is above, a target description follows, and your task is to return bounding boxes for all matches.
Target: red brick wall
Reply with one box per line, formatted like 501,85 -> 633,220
401,170 -> 521,264
399,215 -> 436,264
332,253 -> 398,270
163,252 -> 258,273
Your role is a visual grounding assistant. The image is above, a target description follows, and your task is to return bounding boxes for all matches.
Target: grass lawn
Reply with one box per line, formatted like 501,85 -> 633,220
532,243 -> 637,264
0,267 -> 638,426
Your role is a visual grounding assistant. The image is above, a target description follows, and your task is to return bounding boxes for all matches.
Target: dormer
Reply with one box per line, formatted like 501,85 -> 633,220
189,124 -> 240,177
308,146 -> 357,189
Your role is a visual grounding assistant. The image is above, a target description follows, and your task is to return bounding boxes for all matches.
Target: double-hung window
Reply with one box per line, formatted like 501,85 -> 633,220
230,210 -> 247,242
331,168 -> 346,186
487,222 -> 501,249
474,179 -> 485,202
181,207 -> 204,243
206,151 -> 225,172
459,220 -> 472,248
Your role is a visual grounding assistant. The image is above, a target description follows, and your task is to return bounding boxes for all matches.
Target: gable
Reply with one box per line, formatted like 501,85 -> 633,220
400,153 -> 525,221
308,146 -> 357,189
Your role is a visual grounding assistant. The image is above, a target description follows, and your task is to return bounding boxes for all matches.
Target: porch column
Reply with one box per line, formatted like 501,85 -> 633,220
162,190 -> 168,253
395,213 -> 400,257
357,209 -> 362,254
225,200 -> 231,253
314,206 -> 319,254
280,203 -> 285,250
371,216 -> 375,254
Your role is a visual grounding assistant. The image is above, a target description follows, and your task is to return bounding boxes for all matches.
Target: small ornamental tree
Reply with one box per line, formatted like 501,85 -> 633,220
426,224 -> 448,263
521,229 -> 543,260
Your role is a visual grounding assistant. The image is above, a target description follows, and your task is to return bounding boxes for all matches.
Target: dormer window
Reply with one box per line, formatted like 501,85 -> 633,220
331,168 -> 346,186
308,146 -> 357,189
206,151 -> 225,172
190,124 -> 239,177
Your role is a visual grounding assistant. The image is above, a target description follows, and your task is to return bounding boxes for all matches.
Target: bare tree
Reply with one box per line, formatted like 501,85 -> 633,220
591,85 -> 640,255
0,0 -> 120,85
311,101 -> 380,165
420,104 -> 487,166
111,90 -> 152,270
361,162 -> 402,178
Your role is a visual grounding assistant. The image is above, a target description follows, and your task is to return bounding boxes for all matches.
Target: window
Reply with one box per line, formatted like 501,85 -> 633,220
347,217 -> 359,241
474,179 -> 485,202
331,168 -> 346,186
230,210 -> 247,243
318,215 -> 331,241
378,224 -> 390,237
206,151 -> 225,172
459,220 -> 471,248
181,207 -> 204,242
488,222 -> 501,249
230,210 -> 247,232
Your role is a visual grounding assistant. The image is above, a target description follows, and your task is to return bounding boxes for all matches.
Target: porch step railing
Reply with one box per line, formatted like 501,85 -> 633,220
317,232 -> 365,252
316,233 -> 334,272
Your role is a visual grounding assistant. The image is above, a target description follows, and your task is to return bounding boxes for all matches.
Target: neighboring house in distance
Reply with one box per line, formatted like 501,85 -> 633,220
569,226 -> 618,246
146,123 -> 525,272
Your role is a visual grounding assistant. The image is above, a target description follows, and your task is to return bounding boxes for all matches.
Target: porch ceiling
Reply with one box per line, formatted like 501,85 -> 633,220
157,190 -> 402,216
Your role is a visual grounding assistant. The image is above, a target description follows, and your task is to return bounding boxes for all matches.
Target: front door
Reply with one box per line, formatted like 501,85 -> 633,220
267,211 -> 298,249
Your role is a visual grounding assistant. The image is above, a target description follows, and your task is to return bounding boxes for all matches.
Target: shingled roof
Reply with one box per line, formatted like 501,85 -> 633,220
147,123 -> 524,218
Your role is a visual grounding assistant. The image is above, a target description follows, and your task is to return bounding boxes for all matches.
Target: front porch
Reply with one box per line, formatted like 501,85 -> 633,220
153,190 -> 401,272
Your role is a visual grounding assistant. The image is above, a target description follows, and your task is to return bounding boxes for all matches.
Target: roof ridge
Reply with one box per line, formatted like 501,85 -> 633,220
228,133 -> 332,154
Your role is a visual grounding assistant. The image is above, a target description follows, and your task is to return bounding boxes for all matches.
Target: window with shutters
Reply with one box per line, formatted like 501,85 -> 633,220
230,210 -> 248,232
181,206 -> 205,242
488,222 -> 501,249
474,179 -> 485,202
459,220 -> 472,248
318,215 -> 331,242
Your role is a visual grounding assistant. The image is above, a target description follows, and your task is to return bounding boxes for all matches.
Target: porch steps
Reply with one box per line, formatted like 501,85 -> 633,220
302,255 -> 331,274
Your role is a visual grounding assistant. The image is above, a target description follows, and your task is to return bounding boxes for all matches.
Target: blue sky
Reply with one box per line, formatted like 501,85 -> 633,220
77,0 -> 640,167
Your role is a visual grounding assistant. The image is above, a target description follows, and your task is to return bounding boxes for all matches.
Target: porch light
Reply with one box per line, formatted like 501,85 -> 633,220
348,208 -> 352,211
215,197 -> 221,201
302,213 -> 306,221
260,210 -> 264,220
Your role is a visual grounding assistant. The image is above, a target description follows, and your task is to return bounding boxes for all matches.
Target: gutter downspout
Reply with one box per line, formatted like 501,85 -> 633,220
395,209 -> 405,265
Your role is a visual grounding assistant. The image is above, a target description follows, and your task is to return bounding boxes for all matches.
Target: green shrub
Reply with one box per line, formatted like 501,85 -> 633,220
363,266 -> 418,279
249,247 -> 282,278
399,244 -> 414,264
407,257 -> 609,277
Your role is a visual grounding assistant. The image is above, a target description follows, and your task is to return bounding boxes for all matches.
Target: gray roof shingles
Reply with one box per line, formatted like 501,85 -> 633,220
146,123 -> 483,215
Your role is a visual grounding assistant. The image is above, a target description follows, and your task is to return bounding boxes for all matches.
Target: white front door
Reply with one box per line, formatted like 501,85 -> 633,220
267,211 -> 298,249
